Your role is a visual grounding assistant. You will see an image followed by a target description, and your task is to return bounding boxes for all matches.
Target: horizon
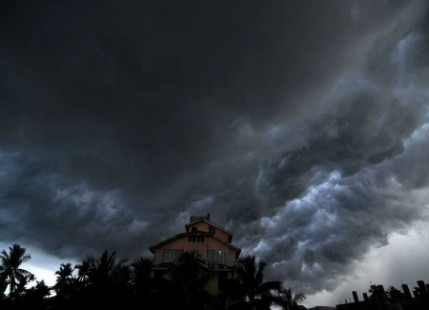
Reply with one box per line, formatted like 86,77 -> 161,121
6,219 -> 429,307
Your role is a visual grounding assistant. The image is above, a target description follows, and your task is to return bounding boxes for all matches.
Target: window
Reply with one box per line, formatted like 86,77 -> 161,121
207,250 -> 228,265
230,250 -> 236,266
163,249 -> 183,262
191,250 -> 200,258
209,225 -> 215,235
187,236 -> 205,243
192,226 -> 197,232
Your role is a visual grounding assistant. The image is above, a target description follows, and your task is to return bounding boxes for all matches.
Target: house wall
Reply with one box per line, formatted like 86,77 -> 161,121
184,236 -> 208,259
214,228 -> 230,243
153,238 -> 186,264
154,235 -> 237,265
207,237 -> 230,251
190,221 -> 210,232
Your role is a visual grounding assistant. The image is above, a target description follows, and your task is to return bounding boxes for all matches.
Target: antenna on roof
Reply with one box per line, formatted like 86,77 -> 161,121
207,213 -> 210,220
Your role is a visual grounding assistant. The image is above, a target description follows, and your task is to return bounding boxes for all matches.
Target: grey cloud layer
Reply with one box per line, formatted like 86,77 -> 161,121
0,0 -> 428,294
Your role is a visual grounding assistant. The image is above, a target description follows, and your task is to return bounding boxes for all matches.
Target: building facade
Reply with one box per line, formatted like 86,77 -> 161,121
148,214 -> 241,298
149,214 -> 241,268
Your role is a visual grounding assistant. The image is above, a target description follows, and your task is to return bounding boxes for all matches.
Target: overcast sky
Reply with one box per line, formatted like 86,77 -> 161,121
1,1 -> 428,306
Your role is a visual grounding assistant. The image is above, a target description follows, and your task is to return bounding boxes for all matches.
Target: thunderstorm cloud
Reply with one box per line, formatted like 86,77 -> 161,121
1,0 -> 428,300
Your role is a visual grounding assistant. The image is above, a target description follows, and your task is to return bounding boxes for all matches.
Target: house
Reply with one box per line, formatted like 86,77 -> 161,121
149,214 -> 241,268
148,214 -> 241,297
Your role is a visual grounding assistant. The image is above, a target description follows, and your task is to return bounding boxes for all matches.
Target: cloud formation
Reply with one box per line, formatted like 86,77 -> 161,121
1,0 -> 428,297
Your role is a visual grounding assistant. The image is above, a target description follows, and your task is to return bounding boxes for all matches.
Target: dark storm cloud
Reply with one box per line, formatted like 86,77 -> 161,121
0,0 -> 428,294
0,151 -> 151,258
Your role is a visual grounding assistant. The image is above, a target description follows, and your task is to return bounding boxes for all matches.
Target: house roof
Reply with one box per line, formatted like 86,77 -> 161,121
185,218 -> 233,237
148,231 -> 241,253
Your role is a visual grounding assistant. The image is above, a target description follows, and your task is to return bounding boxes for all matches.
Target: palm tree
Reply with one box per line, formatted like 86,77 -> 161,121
276,287 -> 306,310
1,271 -> 7,300
54,263 -> 74,297
386,286 -> 402,303
84,250 -> 132,307
228,255 -> 282,310
167,252 -> 216,310
75,258 -> 91,284
131,256 -> 152,294
1,264 -> 7,297
0,244 -> 34,298
87,250 -> 124,287
369,285 -> 387,301
30,280 -> 51,299
55,263 -> 74,280
22,280 -> 51,308
130,256 -> 155,307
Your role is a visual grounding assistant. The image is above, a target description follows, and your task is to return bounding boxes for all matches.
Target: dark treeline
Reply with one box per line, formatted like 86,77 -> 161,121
337,281 -> 429,310
0,244 -> 305,310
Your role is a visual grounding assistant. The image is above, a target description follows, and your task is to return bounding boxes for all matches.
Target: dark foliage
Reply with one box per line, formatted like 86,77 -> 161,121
2,244 -> 429,310
1,245 -> 299,309
225,255 -> 284,310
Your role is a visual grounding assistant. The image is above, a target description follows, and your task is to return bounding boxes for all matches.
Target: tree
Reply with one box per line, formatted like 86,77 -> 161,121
87,250 -> 118,287
130,256 -> 154,307
84,250 -> 132,307
168,252 -> 216,310
0,244 -> 34,299
0,272 -> 7,300
22,280 -> 51,309
386,286 -> 402,303
276,287 -> 306,310
56,263 -> 73,280
29,280 -> 51,299
228,255 -> 282,310
369,285 -> 387,302
54,263 -> 75,297
131,256 -> 153,295
75,258 -> 91,284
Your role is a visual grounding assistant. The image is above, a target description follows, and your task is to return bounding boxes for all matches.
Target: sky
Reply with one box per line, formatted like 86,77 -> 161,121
0,0 -> 428,307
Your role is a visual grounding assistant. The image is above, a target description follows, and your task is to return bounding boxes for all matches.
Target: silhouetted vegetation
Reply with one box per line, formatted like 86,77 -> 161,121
0,244 -> 306,309
226,255 -> 283,310
276,287 -> 306,310
2,244 -> 428,310
337,281 -> 429,310
0,244 -> 35,306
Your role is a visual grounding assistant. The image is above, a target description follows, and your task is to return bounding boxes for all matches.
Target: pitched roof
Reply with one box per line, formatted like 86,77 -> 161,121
148,231 -> 241,253
185,218 -> 233,236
